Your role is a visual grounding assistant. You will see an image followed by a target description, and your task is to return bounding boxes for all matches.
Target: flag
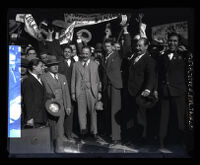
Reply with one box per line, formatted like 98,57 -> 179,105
24,14 -> 42,41
59,21 -> 76,45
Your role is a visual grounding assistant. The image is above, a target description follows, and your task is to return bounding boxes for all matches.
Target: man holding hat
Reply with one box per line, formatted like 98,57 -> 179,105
41,55 -> 71,153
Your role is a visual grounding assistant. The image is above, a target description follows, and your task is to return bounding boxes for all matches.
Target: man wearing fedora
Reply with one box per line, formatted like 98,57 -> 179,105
41,55 -> 71,153
71,46 -> 102,143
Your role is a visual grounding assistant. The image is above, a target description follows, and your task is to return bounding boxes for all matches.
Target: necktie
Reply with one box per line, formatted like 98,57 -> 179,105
54,74 -> 58,81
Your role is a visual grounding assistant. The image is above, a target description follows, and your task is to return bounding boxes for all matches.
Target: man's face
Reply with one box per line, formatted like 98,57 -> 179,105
63,48 -> 72,59
81,48 -> 91,62
70,45 -> 77,56
135,39 -> 148,55
168,35 -> 179,52
49,64 -> 59,74
27,49 -> 37,60
34,61 -> 44,75
40,54 -> 48,63
104,42 -> 113,54
114,43 -> 121,51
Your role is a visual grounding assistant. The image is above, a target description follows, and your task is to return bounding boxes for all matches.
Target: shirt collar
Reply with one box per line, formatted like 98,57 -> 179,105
82,59 -> 90,66
49,72 -> 58,79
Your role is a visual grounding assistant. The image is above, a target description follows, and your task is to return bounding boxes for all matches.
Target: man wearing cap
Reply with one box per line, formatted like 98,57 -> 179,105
71,46 -> 101,143
41,56 -> 71,153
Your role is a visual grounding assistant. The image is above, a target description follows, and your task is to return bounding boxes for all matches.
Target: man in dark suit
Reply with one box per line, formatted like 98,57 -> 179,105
41,56 -> 71,153
58,45 -> 76,142
158,32 -> 187,149
126,37 -> 156,144
22,58 -> 47,128
102,39 -> 123,144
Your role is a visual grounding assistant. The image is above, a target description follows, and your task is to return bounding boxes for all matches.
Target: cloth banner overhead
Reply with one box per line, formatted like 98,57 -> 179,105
151,21 -> 188,44
59,21 -> 76,45
64,13 -> 119,28
24,14 -> 42,41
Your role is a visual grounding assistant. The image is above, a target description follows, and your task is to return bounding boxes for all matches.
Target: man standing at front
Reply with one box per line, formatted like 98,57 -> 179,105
41,56 -> 71,153
71,46 -> 101,143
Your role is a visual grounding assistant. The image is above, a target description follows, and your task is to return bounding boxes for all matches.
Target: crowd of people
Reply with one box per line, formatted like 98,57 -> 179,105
9,14 -> 192,153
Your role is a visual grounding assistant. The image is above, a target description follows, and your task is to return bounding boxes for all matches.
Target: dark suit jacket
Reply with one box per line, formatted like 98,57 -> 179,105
128,52 -> 156,97
22,73 -> 47,123
103,51 -> 123,89
158,50 -> 187,97
58,58 -> 75,94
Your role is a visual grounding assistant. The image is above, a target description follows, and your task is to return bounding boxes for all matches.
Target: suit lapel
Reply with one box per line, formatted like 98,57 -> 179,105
29,74 -> 43,88
106,52 -> 115,70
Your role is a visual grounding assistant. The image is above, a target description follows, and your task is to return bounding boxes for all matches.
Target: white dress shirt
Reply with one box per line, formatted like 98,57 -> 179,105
65,59 -> 71,67
168,53 -> 174,60
82,59 -> 90,67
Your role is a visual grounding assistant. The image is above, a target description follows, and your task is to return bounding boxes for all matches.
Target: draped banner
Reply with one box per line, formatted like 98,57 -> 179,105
151,21 -> 188,44
59,21 -> 76,45
64,13 -> 118,28
24,14 -> 42,41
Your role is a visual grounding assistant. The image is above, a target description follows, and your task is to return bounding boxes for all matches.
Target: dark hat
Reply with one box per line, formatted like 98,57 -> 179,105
21,58 -> 30,68
45,99 -> 61,117
94,43 -> 103,53
136,94 -> 158,109
52,20 -> 69,29
45,55 -> 61,66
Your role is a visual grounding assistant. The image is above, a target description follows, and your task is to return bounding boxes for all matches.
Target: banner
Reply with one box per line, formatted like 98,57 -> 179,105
15,14 -> 25,23
64,13 -> 118,28
24,14 -> 42,41
59,21 -> 76,45
151,21 -> 188,44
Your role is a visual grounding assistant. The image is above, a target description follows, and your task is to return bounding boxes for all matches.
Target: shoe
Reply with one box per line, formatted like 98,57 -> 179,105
55,146 -> 65,153
111,140 -> 121,145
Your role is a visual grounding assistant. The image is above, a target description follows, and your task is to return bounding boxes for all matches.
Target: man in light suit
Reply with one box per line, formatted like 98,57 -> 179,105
71,46 -> 101,143
41,56 -> 71,153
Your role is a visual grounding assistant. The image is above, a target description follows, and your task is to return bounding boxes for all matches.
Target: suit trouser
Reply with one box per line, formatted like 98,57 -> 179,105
159,95 -> 186,143
48,106 -> 65,149
107,84 -> 122,141
64,102 -> 74,138
127,94 -> 147,138
77,88 -> 97,135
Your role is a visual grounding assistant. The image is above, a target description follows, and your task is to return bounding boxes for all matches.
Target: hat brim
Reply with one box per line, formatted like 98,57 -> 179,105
45,99 -> 61,117
45,61 -> 61,66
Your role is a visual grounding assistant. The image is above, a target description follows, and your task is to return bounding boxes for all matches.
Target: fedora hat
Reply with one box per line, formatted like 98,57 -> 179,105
45,55 -> 61,66
45,99 -> 61,117
136,94 -> 158,109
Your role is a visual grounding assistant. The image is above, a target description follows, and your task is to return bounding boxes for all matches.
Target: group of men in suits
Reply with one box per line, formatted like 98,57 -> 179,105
21,22 -> 189,152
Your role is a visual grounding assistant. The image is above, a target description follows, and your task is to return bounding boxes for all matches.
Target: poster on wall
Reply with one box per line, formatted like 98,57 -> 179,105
151,21 -> 188,45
